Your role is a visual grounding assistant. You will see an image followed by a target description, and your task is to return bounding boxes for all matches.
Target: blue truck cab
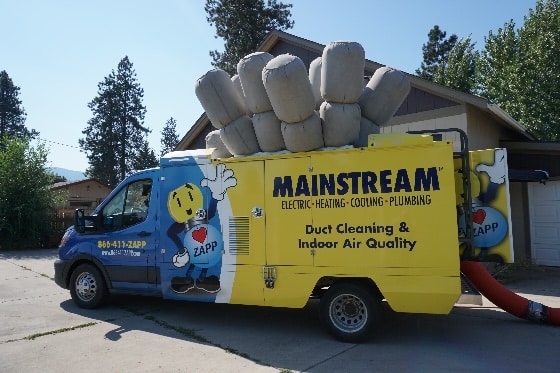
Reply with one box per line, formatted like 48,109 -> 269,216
55,148 -> 230,310
54,166 -> 161,306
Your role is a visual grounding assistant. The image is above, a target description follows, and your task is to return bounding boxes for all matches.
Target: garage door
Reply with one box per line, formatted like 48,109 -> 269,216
528,180 -> 560,266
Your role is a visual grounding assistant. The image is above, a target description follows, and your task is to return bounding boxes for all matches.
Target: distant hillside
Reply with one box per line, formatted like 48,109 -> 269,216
49,167 -> 86,181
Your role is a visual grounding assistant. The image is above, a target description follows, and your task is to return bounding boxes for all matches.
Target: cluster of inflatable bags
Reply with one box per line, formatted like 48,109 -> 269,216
195,41 -> 411,157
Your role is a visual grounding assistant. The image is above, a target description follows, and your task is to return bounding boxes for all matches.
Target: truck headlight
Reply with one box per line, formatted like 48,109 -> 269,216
59,228 -> 72,248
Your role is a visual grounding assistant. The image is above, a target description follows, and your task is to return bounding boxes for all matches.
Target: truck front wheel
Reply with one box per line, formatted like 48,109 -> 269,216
69,264 -> 107,309
320,282 -> 380,343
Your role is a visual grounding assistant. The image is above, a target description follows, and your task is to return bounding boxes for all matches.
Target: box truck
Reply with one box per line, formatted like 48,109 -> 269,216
56,44 -> 559,341
55,131 -> 476,342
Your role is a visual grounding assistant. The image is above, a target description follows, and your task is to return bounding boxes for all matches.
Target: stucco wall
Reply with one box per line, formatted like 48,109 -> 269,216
465,105 -> 501,150
382,105 -> 467,152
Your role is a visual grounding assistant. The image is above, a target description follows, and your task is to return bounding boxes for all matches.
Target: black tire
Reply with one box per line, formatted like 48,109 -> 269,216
320,282 -> 380,343
69,264 -> 107,309
480,253 -> 504,264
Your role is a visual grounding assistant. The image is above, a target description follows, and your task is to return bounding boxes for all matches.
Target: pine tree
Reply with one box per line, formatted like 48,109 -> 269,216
416,26 -> 458,81
0,70 -> 37,143
133,139 -> 159,171
80,56 -> 149,187
160,117 -> 180,156
205,0 -> 294,75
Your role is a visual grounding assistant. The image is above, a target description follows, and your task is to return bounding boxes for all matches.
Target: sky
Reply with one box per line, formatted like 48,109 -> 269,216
3,0 -> 535,172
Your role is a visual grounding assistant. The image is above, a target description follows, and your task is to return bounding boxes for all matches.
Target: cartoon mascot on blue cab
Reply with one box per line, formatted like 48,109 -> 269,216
167,164 -> 237,294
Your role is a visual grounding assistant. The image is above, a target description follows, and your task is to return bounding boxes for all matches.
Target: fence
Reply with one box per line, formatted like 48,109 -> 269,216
48,209 -> 95,248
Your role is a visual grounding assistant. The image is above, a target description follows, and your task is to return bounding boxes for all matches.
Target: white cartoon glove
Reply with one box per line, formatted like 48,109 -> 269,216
200,163 -> 237,201
172,248 -> 190,268
475,149 -> 506,184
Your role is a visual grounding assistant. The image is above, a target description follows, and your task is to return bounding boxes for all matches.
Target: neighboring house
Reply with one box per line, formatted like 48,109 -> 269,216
177,30 -> 560,266
48,179 -> 112,246
51,178 -> 112,213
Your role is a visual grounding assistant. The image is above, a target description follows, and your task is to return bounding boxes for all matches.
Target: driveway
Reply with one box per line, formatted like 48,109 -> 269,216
1,249 -> 559,372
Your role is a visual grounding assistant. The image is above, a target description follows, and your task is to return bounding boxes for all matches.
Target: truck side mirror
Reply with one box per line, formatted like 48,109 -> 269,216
74,209 -> 85,233
104,216 -> 114,228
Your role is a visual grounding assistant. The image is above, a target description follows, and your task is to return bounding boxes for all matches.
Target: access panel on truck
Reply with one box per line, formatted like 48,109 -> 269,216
156,137 -> 462,314
262,136 -> 461,313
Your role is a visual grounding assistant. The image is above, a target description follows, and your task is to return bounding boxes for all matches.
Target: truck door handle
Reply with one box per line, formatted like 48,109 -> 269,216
138,231 -> 151,237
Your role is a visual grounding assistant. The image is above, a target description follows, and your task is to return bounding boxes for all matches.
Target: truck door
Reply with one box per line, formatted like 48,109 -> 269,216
95,177 -> 157,290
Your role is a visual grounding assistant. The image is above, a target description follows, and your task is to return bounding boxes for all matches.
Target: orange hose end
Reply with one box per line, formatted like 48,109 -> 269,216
460,260 -> 559,326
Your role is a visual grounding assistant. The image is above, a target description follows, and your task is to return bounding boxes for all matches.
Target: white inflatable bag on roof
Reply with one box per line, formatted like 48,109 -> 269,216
321,41 -> 365,103
359,66 -> 410,126
281,113 -> 324,152
262,54 -> 316,124
205,129 -> 232,158
231,74 -> 251,116
308,56 -> 323,109
237,52 -> 274,114
252,111 -> 285,152
354,116 -> 380,147
195,69 -> 247,129
320,102 -> 361,147
219,115 -> 261,155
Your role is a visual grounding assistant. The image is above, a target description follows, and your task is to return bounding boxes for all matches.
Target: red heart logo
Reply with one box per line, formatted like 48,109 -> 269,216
472,209 -> 486,225
192,227 -> 207,243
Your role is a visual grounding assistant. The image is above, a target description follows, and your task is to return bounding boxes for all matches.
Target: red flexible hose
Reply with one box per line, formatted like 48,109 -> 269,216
460,260 -> 560,326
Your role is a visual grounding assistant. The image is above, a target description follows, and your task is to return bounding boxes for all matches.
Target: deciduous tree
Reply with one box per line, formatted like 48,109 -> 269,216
433,36 -> 477,94
478,0 -> 560,140
515,0 -> 560,140
0,137 -> 62,248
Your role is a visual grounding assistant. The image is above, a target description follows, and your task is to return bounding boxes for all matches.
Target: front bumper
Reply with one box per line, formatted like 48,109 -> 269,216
54,259 -> 69,289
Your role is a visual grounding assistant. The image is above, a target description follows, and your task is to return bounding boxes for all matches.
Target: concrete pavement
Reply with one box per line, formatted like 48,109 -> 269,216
1,249 -> 559,372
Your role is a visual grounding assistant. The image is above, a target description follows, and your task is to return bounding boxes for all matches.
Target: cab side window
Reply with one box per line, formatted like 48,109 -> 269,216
102,179 -> 152,230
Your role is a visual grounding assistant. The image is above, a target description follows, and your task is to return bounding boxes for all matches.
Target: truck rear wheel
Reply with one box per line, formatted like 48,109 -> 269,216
69,264 -> 107,309
320,282 -> 380,343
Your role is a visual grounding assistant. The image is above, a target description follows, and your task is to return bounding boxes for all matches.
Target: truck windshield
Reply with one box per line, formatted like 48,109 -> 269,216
102,179 -> 152,230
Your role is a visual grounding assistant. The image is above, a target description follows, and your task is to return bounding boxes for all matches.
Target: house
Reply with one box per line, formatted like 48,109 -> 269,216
51,178 -> 112,213
177,30 -> 560,266
48,179 -> 112,246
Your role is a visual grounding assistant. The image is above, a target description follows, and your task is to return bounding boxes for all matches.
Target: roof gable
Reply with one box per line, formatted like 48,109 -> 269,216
51,178 -> 110,190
